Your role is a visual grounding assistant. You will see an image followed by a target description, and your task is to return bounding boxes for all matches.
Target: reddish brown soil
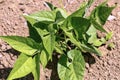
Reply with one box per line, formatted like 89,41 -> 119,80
0,0 -> 120,80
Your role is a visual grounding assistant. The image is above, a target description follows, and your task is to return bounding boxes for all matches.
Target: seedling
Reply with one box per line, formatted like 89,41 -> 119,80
0,0 -> 115,80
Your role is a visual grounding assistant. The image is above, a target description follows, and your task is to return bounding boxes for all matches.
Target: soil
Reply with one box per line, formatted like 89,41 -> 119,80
0,0 -> 120,80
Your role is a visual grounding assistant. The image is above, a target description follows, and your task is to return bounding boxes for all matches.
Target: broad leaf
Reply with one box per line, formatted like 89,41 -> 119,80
32,54 -> 40,80
34,23 -> 55,60
71,17 -> 90,39
7,53 -> 34,80
86,25 -> 97,44
0,36 -> 40,56
24,11 -> 56,24
42,33 -> 55,60
58,50 -> 85,80
27,21 -> 42,43
90,1 -> 115,25
62,3 -> 87,28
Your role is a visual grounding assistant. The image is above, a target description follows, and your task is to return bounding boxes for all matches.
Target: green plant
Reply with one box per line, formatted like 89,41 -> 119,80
0,0 -> 115,80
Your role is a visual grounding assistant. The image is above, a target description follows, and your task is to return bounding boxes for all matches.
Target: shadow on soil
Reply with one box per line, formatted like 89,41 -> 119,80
0,48 -> 96,80
0,68 -> 34,80
0,68 -> 12,79
46,54 -> 60,80
46,53 -> 96,80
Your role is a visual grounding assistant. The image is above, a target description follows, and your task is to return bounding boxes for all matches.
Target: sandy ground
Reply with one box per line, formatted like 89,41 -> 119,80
0,0 -> 120,80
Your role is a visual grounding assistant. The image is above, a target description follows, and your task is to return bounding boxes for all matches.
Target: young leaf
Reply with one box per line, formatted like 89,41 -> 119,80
105,32 -> 113,40
7,53 -> 34,80
58,50 -> 85,80
86,25 -> 97,44
32,54 -> 40,80
0,36 -> 40,56
93,39 -> 103,46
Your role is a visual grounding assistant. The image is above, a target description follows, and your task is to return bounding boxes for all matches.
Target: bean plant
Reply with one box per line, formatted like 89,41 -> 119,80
0,0 -> 115,80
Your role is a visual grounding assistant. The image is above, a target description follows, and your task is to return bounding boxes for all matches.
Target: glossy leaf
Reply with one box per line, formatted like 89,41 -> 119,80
0,36 -> 40,56
58,50 -> 85,80
7,53 -> 34,80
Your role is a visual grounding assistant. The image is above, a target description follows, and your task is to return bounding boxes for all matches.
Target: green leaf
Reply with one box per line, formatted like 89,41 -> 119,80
90,1 -> 115,25
97,6 -> 115,25
93,37 -> 106,46
81,44 -> 102,56
35,23 -> 55,60
40,49 -> 49,68
86,25 -> 97,44
55,8 -> 67,18
71,17 -> 90,39
93,39 -> 103,46
61,27 -> 81,49
32,54 -> 40,80
91,20 -> 107,32
58,50 -> 85,80
0,36 -> 40,56
42,33 -> 55,60
24,11 -> 56,24
33,22 -> 49,37
87,0 -> 94,7
7,53 -> 34,80
27,21 -> 42,43
105,32 -> 113,40
55,42 -> 64,54
45,2 -> 57,10
62,3 -> 87,28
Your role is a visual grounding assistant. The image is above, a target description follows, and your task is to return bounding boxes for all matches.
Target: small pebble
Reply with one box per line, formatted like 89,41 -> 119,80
0,54 -> 2,57
107,15 -> 116,21
0,0 -> 4,3
117,12 -> 120,17
86,63 -> 89,69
